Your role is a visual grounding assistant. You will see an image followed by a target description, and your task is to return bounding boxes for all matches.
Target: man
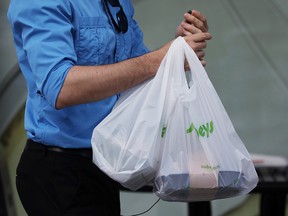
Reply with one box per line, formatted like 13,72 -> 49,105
8,0 -> 212,215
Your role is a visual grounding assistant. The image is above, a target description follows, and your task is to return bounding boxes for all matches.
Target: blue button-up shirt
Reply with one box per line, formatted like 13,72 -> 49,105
8,0 -> 149,148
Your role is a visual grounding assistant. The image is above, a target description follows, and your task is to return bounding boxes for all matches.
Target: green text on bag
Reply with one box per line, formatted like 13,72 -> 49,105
186,121 -> 214,138
161,126 -> 167,138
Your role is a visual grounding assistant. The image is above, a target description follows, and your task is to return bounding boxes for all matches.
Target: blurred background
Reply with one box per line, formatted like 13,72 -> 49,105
1,0 -> 288,215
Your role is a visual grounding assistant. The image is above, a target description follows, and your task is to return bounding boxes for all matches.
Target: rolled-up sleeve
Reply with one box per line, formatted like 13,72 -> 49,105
126,1 -> 149,57
11,0 -> 76,108
130,19 -> 149,57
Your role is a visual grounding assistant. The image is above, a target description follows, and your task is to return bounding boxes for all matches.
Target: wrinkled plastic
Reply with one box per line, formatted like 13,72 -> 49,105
91,37 -> 258,200
91,43 -> 177,190
153,37 -> 258,202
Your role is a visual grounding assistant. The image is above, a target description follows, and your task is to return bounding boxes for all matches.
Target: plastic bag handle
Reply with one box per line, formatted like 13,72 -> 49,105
166,37 -> 210,91
183,37 -> 210,84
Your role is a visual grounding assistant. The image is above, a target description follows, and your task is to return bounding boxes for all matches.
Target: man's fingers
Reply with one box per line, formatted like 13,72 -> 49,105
200,59 -> 207,67
181,22 -> 202,34
192,10 -> 207,24
184,10 -> 209,32
184,33 -> 212,55
184,58 -> 207,70
195,50 -> 205,60
185,32 -> 212,44
191,10 -> 209,31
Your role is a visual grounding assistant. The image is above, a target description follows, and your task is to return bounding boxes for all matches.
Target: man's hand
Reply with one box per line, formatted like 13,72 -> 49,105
176,9 -> 209,36
184,32 -> 212,67
175,10 -> 211,66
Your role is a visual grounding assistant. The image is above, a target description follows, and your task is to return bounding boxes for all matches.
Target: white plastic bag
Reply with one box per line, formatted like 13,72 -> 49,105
91,42 -> 179,190
153,37 -> 258,202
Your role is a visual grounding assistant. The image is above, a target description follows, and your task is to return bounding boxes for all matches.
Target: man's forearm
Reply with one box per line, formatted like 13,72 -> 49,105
56,30 -> 211,109
56,47 -> 167,109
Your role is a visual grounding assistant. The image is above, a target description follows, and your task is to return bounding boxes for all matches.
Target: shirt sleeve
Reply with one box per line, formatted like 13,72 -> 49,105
126,1 -> 150,57
10,0 -> 76,108
130,19 -> 150,57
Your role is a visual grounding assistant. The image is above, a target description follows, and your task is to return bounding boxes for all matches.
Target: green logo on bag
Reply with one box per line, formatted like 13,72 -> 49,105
161,126 -> 167,138
186,121 -> 214,138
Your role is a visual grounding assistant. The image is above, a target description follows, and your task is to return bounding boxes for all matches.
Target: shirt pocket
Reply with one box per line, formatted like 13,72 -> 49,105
76,17 -> 116,65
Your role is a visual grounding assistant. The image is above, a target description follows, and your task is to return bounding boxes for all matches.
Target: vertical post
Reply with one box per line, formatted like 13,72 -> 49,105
188,201 -> 211,216
0,144 -> 17,216
0,170 -> 8,216
260,192 -> 286,216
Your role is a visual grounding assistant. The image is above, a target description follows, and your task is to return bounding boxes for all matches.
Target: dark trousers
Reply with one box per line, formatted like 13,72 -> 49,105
16,140 -> 120,216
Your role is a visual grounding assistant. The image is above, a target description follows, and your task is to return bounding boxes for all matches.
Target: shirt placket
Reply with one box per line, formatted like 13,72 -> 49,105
102,0 -> 123,63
